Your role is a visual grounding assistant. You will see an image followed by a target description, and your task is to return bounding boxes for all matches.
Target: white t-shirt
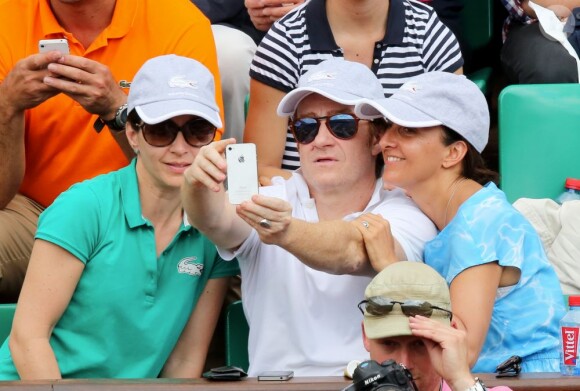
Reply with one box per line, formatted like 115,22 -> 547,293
218,172 -> 436,376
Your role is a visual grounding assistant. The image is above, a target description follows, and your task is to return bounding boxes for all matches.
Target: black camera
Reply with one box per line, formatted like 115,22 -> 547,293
342,360 -> 418,391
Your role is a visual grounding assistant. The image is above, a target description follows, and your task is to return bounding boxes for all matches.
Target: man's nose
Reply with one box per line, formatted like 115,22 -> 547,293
311,119 -> 334,145
396,348 -> 412,369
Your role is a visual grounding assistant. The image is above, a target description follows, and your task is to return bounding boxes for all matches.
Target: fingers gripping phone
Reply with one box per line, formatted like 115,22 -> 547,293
257,370 -> 294,381
226,143 -> 259,204
38,39 -> 69,55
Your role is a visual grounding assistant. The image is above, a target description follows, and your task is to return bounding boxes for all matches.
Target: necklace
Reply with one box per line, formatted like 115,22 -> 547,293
443,177 -> 467,228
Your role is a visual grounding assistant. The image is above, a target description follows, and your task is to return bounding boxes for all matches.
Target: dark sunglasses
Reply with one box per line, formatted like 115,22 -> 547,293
358,297 -> 453,321
290,113 -> 369,144
133,117 -> 216,148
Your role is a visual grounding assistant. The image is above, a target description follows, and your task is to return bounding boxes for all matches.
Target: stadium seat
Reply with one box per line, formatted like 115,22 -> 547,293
0,303 -> 16,344
499,84 -> 580,203
461,0 -> 493,94
224,300 -> 249,372
244,94 -> 250,120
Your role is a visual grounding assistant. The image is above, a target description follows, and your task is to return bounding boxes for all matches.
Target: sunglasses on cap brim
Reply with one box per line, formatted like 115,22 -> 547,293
358,297 -> 452,321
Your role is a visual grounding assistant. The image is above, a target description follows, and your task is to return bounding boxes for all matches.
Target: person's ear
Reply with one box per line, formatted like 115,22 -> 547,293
369,122 -> 383,156
371,136 -> 382,156
362,322 -> 371,353
442,140 -> 468,169
125,123 -> 140,153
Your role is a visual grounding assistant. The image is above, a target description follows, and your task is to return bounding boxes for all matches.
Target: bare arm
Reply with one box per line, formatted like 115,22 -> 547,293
236,197 -> 406,276
9,240 -> 84,379
449,262 -> 502,368
522,0 -> 580,17
0,89 -> 26,209
182,139 -> 252,250
279,219 -> 375,275
161,277 -> 230,378
42,55 -> 134,160
243,79 -> 292,184
0,52 -> 64,209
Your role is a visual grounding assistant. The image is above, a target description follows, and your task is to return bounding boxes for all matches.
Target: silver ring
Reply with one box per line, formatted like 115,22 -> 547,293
361,221 -> 370,229
259,218 -> 272,229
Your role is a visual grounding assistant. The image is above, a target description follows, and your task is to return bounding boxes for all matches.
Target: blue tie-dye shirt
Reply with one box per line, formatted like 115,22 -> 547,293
425,182 -> 565,373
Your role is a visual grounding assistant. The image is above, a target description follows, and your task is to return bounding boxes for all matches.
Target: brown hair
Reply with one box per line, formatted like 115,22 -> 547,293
127,109 -> 143,130
441,126 -> 498,185
370,119 -> 387,179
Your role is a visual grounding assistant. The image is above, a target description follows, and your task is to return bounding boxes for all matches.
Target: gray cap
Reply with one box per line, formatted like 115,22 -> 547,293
127,54 -> 222,128
277,58 -> 384,116
363,262 -> 451,339
355,72 -> 489,152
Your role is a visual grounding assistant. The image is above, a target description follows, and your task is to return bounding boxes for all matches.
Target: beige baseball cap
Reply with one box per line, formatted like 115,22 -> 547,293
362,262 -> 452,339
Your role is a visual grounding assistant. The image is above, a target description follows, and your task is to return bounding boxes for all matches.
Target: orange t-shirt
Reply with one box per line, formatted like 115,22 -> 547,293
0,0 -> 224,207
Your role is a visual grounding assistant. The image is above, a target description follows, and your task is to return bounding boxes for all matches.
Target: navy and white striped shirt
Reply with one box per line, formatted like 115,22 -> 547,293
250,0 -> 463,170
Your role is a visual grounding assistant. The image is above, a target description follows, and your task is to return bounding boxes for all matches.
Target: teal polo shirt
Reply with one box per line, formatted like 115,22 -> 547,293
0,160 -> 239,379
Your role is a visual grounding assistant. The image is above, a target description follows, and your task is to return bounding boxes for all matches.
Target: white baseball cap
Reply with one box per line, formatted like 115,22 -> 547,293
277,58 -> 385,116
127,54 -> 222,128
355,72 -> 489,152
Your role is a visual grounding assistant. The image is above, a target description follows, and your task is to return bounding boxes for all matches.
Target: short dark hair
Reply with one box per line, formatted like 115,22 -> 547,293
441,126 -> 498,185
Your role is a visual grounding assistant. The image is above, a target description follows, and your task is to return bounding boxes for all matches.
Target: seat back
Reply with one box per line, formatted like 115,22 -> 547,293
461,0 -> 493,53
0,304 -> 16,344
499,84 -> 580,202
224,300 -> 249,372
460,0 -> 494,93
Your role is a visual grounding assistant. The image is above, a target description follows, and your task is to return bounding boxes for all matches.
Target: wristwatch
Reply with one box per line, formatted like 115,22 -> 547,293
93,103 -> 128,133
465,377 -> 487,391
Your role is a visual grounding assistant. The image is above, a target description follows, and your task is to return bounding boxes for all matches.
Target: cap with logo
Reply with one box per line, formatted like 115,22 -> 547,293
277,58 -> 385,116
354,71 -> 489,153
362,261 -> 451,339
127,54 -> 222,128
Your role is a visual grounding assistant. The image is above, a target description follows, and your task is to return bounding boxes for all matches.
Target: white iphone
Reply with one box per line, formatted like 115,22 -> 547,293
226,143 -> 259,204
38,39 -> 69,55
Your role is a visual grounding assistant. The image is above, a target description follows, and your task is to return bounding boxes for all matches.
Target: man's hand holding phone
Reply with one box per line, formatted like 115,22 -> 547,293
0,49 -> 67,114
184,138 -> 236,193
226,143 -> 259,204
41,52 -> 127,119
